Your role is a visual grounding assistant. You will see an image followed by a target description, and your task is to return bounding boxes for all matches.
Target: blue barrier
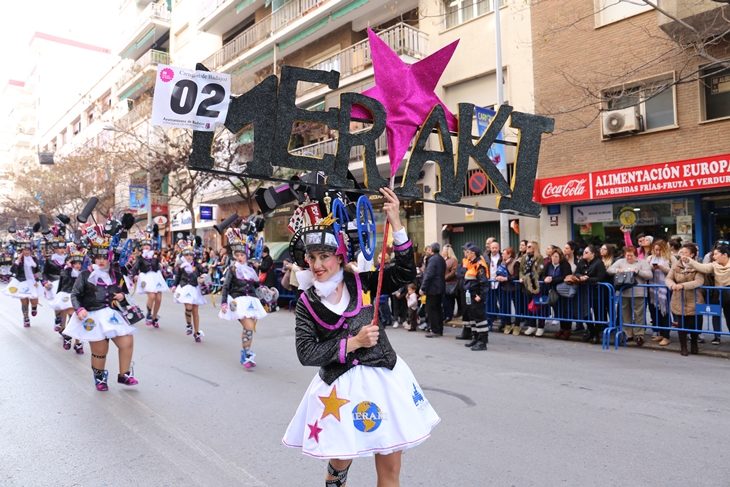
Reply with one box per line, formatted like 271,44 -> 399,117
616,284 -> 730,346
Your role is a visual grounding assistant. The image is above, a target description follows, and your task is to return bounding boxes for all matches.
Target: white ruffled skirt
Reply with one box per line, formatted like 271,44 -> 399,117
174,284 -> 208,306
282,357 -> 440,459
64,307 -> 138,342
0,265 -> 11,276
43,279 -> 60,300
135,270 -> 170,295
218,295 -> 267,320
48,291 -> 74,311
2,278 -> 41,299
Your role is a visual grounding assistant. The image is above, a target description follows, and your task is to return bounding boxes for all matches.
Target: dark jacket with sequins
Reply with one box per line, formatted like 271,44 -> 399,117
57,267 -> 78,294
10,256 -> 41,281
221,264 -> 261,302
43,256 -> 66,282
71,264 -> 129,312
173,262 -> 206,288
294,239 -> 416,385
130,254 -> 160,275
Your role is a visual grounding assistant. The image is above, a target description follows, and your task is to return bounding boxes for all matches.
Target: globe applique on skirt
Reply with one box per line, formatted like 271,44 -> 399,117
282,356 -> 440,459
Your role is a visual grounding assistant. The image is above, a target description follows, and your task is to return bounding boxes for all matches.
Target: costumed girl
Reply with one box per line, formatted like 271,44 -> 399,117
130,227 -> 169,328
218,227 -> 268,368
49,243 -> 86,354
2,228 -> 42,327
171,237 -> 208,343
42,228 -> 69,332
0,241 -> 13,284
282,188 -> 439,486
65,226 -> 138,391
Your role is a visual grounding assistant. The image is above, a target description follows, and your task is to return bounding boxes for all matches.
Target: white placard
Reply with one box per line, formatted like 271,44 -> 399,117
573,204 -> 613,223
151,64 -> 231,131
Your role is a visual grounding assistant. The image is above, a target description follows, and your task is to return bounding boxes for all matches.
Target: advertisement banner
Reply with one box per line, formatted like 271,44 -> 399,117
151,64 -> 231,131
573,204 -> 613,223
151,203 -> 169,216
129,185 -> 148,210
534,153 -> 730,204
475,106 -> 507,170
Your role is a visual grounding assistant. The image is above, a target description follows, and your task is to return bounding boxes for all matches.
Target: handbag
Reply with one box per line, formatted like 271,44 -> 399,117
556,282 -> 577,298
614,270 -> 637,288
258,271 -> 268,283
445,282 -> 458,296
547,288 -> 560,305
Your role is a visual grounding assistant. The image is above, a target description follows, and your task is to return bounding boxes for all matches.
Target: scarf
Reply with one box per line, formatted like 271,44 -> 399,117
234,262 -> 258,281
23,255 -> 36,281
71,269 -> 81,278
51,253 -> 67,266
181,260 -> 195,274
648,256 -> 668,315
142,250 -> 154,259
89,264 -> 112,286
296,269 -> 344,299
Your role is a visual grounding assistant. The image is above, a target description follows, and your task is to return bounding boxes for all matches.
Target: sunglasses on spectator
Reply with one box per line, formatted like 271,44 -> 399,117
527,245 -> 533,249
718,240 -> 730,245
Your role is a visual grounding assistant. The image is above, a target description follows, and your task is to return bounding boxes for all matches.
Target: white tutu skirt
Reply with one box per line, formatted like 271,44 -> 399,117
174,284 -> 208,305
0,265 -> 11,276
2,278 -> 41,299
43,279 -> 60,300
64,307 -> 138,342
219,295 -> 267,320
48,291 -> 74,311
282,357 -> 440,459
135,270 -> 170,295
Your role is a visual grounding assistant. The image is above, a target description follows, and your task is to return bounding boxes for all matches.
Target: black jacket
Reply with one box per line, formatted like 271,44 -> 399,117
173,262 -> 206,288
221,264 -> 261,302
421,252 -> 445,295
258,254 -> 277,288
71,264 -> 129,312
130,254 -> 160,275
10,256 -> 41,282
57,267 -> 78,294
295,239 -> 416,385
540,260 -> 573,289
574,258 -> 606,285
43,256 -> 66,283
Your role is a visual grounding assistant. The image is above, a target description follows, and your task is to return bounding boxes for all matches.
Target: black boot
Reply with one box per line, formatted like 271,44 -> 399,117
465,329 -> 479,347
678,331 -> 688,356
456,325 -> 472,340
690,333 -> 699,355
471,332 -> 488,351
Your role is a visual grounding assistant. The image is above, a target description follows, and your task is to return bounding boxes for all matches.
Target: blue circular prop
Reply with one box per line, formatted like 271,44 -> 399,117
255,237 -> 265,261
331,198 -> 349,234
119,239 -> 134,266
356,196 -> 376,262
246,235 -> 256,259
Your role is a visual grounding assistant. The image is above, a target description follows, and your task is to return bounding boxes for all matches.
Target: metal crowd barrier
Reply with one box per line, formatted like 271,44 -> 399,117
616,284 -> 730,346
485,279 -> 617,349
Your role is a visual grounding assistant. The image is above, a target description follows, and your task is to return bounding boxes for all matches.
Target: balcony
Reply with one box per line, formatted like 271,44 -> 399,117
657,0 -> 729,43
117,98 -> 152,131
15,131 -> 33,147
297,23 -> 428,96
198,0 -> 263,36
116,49 -> 170,100
118,2 -> 171,59
290,129 -> 388,162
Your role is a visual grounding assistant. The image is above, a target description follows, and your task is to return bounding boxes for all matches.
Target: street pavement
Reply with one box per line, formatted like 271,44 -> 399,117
1,292 -> 729,487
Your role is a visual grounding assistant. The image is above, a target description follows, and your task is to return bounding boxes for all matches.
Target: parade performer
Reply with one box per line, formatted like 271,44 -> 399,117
2,229 -> 42,327
282,188 -> 439,486
65,226 -> 138,391
218,227 -> 267,368
0,242 -> 13,284
49,243 -> 86,353
456,242 -> 491,351
171,238 -> 207,342
130,228 -> 169,327
42,231 -> 68,332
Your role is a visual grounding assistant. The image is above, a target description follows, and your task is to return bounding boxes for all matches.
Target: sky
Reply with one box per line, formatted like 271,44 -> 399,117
0,0 -> 117,86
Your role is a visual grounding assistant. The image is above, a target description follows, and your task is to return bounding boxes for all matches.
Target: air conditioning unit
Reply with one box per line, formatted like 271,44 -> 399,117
602,107 -> 641,136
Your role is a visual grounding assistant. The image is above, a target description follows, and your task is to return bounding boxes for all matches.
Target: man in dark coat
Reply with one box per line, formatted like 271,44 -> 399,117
420,242 -> 446,337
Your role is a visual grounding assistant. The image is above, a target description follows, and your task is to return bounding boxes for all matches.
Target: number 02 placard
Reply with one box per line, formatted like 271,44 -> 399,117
151,64 -> 231,131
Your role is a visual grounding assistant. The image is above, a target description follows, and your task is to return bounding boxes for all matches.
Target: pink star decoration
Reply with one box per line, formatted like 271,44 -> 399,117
307,420 -> 323,443
351,29 -> 459,178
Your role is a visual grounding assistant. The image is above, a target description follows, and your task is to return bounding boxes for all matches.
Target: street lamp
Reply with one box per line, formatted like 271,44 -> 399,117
103,123 -> 152,229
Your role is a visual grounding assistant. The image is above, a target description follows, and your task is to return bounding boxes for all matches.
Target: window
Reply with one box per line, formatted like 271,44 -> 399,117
603,75 -> 676,136
72,118 -> 81,135
175,23 -> 190,50
700,64 -> 730,121
595,0 -> 652,27
443,0 -> 504,30
87,109 -> 94,124
443,70 -> 509,114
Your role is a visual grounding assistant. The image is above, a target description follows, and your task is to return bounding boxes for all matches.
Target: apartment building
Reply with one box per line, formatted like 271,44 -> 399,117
532,0 -> 730,255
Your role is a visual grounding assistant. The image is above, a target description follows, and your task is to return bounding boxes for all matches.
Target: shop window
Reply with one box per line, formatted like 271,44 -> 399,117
700,64 -> 730,121
594,0 -> 651,27
603,76 -> 677,136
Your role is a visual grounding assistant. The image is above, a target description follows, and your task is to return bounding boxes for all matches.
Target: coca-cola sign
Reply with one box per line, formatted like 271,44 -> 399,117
541,179 -> 587,200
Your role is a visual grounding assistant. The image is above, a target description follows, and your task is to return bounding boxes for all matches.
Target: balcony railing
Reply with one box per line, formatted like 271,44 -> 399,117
203,0 -> 329,71
120,3 -> 171,46
116,50 -> 170,90
118,98 -> 152,131
198,0 -> 229,22
297,23 -> 428,96
290,129 -> 388,161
